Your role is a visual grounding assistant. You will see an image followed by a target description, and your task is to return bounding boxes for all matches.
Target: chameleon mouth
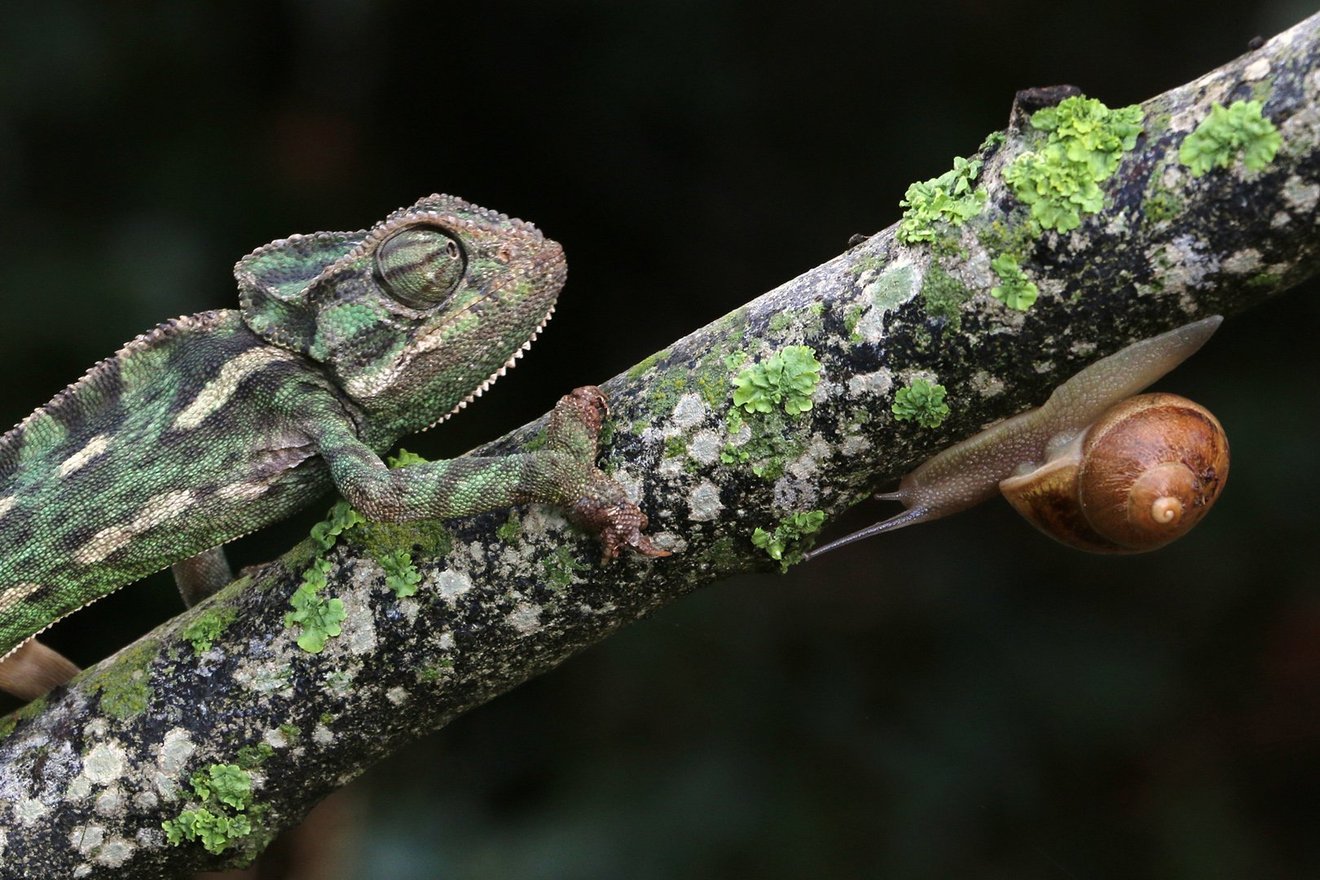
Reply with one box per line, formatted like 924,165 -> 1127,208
419,300 -> 557,433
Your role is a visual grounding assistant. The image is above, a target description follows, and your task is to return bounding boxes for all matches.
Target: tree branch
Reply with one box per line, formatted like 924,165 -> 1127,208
3,12 -> 1319,877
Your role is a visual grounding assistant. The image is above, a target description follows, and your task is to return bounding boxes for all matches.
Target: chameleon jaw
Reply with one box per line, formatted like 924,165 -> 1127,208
419,301 -> 557,433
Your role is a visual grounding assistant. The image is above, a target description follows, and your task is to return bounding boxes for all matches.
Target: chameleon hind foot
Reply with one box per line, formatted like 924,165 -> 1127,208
0,638 -> 80,701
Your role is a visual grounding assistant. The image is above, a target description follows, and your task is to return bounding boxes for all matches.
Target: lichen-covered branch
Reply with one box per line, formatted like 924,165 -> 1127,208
3,12 -> 1319,877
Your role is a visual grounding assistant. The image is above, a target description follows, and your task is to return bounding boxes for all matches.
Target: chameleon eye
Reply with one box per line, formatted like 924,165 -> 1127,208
374,225 -> 467,309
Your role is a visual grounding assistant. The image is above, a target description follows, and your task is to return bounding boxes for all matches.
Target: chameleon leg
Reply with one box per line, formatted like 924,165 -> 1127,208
314,387 -> 668,560
172,546 -> 235,608
0,638 -> 80,701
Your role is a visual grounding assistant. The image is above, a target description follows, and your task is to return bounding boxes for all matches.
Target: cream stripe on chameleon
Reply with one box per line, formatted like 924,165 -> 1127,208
56,433 -> 111,478
74,489 -> 197,565
214,480 -> 274,502
0,496 -> 15,521
0,583 -> 45,616
172,347 -> 296,431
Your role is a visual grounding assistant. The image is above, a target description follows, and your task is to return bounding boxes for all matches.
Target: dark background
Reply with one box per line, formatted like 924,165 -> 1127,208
2,1 -> 1319,877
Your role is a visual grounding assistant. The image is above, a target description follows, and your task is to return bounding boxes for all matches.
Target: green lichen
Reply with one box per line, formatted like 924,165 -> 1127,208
309,499 -> 364,552
919,264 -> 972,330
1250,76 -> 1275,105
663,435 -> 688,460
752,510 -> 827,571
1004,96 -> 1143,233
897,155 -> 988,245
892,378 -> 950,428
720,405 -> 807,481
980,130 -> 1006,152
766,301 -> 828,340
1178,99 -> 1281,176
354,516 -> 453,561
1143,109 -> 1173,138
627,346 -> 672,380
285,558 -> 346,654
726,407 -> 744,435
378,550 -> 422,598
711,345 -> 820,479
911,324 -> 933,350
163,764 -> 256,855
542,545 -> 589,589
977,219 -> 1036,264
385,449 -> 427,469
182,606 -> 238,655
705,536 -> 740,569
864,263 -> 918,314
88,639 -> 157,719
843,303 -> 866,342
989,254 -> 1039,310
850,252 -> 887,278
0,694 -> 49,739
495,511 -> 522,543
278,723 -> 302,742
191,763 -> 253,811
689,345 -> 749,409
325,671 -> 352,693
163,809 -> 252,855
236,742 -> 275,770
284,459 -> 451,644
418,659 -> 454,683
648,372 -> 689,414
1145,189 -> 1182,224
731,345 -> 822,415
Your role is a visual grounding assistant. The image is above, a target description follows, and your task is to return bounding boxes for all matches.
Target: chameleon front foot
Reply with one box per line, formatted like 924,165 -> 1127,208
570,473 -> 672,562
547,387 -> 671,562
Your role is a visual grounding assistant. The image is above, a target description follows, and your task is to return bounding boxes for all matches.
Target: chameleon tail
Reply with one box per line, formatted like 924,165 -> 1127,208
0,639 -> 79,701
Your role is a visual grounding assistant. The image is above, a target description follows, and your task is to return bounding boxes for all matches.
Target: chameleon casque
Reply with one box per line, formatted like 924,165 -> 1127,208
0,194 -> 667,700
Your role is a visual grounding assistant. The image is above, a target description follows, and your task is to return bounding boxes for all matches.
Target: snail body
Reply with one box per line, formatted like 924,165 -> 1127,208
807,316 -> 1228,558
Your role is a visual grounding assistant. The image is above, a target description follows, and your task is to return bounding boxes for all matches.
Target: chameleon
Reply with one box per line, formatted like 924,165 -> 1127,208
0,194 -> 668,700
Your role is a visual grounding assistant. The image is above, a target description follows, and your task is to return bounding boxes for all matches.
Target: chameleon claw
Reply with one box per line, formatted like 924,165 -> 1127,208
569,475 -> 671,564
591,506 -> 673,564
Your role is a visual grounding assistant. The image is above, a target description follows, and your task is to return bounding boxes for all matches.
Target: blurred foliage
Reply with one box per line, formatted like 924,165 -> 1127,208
2,1 -> 1319,877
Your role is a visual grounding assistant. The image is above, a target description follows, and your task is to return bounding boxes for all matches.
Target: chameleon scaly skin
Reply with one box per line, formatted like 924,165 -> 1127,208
0,194 -> 666,695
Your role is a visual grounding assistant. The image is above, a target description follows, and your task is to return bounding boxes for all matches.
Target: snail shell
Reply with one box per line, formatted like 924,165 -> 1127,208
999,392 -> 1228,552
803,317 -> 1229,560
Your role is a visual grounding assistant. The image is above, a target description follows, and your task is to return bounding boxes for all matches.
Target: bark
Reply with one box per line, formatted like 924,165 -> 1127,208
3,12 -> 1319,877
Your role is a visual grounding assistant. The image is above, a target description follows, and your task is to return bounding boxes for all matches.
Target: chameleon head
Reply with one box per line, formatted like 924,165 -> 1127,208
235,194 -> 566,435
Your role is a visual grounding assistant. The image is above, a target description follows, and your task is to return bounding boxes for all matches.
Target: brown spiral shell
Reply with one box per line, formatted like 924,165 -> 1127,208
999,392 -> 1229,553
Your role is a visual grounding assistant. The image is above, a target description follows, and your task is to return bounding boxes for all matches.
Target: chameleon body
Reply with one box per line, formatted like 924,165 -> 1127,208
0,194 -> 666,698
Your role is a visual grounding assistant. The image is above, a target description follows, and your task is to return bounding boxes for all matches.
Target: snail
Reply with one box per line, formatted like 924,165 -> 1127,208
806,316 -> 1229,558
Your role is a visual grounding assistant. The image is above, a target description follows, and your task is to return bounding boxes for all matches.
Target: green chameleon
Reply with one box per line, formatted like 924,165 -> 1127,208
0,194 -> 668,700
